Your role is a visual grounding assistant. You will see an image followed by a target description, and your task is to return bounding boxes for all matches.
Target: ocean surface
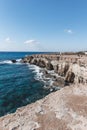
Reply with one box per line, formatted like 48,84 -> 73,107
0,52 -> 50,117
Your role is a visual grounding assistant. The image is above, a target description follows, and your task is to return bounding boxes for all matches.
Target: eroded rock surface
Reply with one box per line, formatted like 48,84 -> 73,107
21,54 -> 87,85
0,85 -> 87,130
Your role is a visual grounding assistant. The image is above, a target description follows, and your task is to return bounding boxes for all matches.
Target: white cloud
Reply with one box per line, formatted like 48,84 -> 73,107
24,39 -> 39,44
0,38 -> 46,51
5,37 -> 14,43
24,39 -> 46,51
64,29 -> 73,34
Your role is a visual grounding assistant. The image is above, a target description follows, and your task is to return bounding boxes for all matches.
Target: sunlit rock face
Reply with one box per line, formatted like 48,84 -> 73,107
21,54 -> 87,85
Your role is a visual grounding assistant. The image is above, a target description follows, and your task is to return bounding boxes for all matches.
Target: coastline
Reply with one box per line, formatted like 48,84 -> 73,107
1,53 -> 87,130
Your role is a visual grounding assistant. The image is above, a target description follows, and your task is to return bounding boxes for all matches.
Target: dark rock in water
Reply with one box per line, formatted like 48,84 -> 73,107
52,75 -> 57,81
46,62 -> 54,70
11,59 -> 17,63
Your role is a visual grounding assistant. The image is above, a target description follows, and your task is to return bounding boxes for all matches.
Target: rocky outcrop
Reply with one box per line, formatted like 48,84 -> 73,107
11,59 -> 17,63
21,54 -> 87,85
46,62 -> 54,70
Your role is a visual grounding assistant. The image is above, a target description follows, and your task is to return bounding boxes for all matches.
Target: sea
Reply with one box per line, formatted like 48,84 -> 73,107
0,52 -> 50,117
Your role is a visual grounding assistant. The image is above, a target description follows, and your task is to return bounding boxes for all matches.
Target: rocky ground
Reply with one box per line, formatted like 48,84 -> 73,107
0,84 -> 87,130
1,53 -> 87,130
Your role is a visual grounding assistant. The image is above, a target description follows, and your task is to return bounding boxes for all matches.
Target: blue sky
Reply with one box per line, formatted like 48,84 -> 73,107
0,0 -> 87,52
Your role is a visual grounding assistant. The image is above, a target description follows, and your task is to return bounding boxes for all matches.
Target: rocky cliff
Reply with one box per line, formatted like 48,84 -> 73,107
21,54 -> 87,85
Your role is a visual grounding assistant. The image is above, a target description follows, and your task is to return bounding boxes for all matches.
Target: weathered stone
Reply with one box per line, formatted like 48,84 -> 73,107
21,54 -> 87,84
38,59 -> 46,68
46,62 -> 54,70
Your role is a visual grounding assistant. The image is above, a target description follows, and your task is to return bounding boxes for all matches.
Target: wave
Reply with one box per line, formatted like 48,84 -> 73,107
28,64 -> 43,80
28,64 -> 55,90
0,59 -> 21,65
0,60 -> 13,64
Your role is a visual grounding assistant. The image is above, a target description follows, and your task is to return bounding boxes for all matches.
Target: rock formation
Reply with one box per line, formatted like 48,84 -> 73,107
0,54 -> 87,130
21,54 -> 87,85
11,59 -> 17,63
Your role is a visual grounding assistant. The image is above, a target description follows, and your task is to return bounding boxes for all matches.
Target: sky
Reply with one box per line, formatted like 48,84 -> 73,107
0,0 -> 87,52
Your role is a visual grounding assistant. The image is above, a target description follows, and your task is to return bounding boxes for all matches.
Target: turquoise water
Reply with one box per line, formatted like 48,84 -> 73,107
0,52 -> 50,117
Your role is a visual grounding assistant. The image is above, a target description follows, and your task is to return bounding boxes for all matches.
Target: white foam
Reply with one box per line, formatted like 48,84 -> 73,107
28,64 -> 43,80
28,64 -> 60,90
0,59 -> 22,65
16,59 -> 21,62
0,60 -> 13,64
